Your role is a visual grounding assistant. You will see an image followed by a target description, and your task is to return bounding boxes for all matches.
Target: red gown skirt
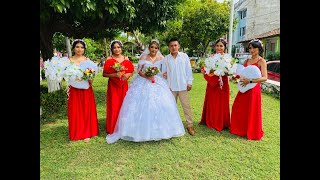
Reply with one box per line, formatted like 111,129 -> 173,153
199,75 -> 230,131
67,85 -> 99,141
103,58 -> 134,134
230,83 -> 264,140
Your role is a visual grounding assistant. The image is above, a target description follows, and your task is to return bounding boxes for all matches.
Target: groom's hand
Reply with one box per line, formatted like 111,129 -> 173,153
163,72 -> 167,79
187,84 -> 192,91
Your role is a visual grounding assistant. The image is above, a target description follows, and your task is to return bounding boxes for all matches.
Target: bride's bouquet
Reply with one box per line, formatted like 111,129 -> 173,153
144,66 -> 160,83
203,53 -> 238,89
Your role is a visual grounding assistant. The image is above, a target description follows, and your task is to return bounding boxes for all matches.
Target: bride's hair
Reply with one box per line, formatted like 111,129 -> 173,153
149,39 -> 160,48
140,39 -> 163,60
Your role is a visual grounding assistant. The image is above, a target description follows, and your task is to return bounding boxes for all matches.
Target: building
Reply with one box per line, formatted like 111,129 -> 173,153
232,0 -> 280,59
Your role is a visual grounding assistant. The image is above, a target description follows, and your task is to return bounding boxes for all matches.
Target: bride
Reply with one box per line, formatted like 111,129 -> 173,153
106,39 -> 185,143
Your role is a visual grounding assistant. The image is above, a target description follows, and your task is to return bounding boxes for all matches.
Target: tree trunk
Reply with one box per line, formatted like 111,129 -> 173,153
201,41 -> 210,57
66,37 -> 72,57
132,31 -> 145,53
104,38 -> 109,57
40,23 -> 54,62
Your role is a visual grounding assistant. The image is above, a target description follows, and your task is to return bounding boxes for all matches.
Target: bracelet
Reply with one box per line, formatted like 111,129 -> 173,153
249,80 -> 253,83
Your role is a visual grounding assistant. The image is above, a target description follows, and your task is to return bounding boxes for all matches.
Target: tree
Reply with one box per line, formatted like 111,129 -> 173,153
164,0 -> 236,57
40,0 -> 185,61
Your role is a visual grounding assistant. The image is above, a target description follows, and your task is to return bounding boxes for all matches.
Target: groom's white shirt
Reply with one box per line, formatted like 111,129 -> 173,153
162,52 -> 194,91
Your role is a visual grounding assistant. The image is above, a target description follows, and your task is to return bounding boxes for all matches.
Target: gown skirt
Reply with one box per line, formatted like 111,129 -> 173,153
106,71 -> 185,143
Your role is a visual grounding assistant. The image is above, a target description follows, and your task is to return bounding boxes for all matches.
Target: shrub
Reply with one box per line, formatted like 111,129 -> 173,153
266,52 -> 280,61
41,69 -> 46,80
128,56 -> 139,63
192,58 -> 205,73
40,85 -> 67,123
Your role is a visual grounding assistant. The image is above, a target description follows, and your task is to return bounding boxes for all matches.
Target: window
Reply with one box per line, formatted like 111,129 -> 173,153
270,43 -> 275,51
240,27 -> 246,36
242,27 -> 246,36
240,9 -> 247,19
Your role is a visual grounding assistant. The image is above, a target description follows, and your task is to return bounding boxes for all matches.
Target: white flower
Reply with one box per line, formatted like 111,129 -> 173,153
64,63 -> 82,82
204,53 -> 240,77
229,63 -> 238,75
44,56 -> 71,81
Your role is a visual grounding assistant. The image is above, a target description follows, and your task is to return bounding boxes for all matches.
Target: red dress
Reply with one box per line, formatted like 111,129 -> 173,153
103,56 -> 134,134
199,73 -> 230,131
67,82 -> 99,141
230,59 -> 264,140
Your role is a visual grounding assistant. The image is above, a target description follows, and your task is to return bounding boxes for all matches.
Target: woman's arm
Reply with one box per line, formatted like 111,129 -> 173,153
138,70 -> 153,80
103,71 -> 121,78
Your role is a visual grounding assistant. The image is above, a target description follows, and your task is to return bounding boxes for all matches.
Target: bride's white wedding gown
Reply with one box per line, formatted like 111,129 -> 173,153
106,59 -> 185,143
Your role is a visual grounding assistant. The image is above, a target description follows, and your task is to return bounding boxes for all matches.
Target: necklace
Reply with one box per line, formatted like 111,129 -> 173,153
149,54 -> 157,61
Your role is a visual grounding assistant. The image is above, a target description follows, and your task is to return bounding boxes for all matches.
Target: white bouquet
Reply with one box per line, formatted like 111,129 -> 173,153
203,56 -> 216,76
64,59 -> 98,89
204,53 -> 238,76
63,62 -> 83,82
203,53 -> 239,89
44,56 -> 70,81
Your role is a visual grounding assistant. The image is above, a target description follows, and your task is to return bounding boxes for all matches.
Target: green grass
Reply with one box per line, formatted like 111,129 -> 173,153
40,72 -> 280,179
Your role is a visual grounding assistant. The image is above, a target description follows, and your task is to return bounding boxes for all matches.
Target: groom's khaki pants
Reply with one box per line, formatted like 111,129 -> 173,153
171,90 -> 193,128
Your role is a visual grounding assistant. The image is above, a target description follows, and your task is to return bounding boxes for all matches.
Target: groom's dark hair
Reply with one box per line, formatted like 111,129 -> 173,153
168,37 -> 180,45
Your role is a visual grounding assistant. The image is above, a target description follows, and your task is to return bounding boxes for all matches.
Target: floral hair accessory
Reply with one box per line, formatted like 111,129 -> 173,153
217,38 -> 228,44
110,40 -> 123,49
72,39 -> 87,48
249,39 -> 263,47
212,38 -> 228,46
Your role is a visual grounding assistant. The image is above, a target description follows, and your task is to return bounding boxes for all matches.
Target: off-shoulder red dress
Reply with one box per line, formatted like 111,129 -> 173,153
103,56 -> 134,134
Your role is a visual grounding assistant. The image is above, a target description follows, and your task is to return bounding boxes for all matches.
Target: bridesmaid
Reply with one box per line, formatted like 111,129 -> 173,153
103,40 -> 134,134
67,39 -> 99,142
230,39 -> 267,140
199,38 -> 231,132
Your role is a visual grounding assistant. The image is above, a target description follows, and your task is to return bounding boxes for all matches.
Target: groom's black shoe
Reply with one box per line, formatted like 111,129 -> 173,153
187,127 -> 195,136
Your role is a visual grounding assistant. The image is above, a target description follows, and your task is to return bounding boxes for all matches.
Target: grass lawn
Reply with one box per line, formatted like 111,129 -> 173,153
40,72 -> 280,179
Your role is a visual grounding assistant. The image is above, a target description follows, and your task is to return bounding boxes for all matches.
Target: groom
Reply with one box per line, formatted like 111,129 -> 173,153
162,37 -> 195,136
